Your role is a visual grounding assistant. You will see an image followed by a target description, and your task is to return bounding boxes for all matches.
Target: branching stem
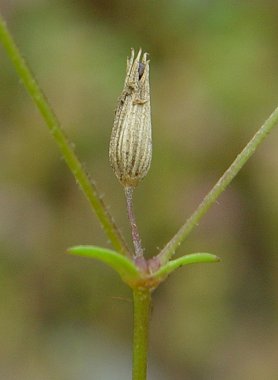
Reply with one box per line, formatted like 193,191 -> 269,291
2,11 -> 278,380
158,105 -> 278,264
0,13 -> 129,257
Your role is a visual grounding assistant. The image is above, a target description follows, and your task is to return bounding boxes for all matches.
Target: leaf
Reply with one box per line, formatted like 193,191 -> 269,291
67,245 -> 140,284
153,253 -> 220,281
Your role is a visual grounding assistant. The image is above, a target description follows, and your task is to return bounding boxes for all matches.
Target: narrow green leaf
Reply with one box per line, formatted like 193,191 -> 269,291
67,245 -> 140,283
153,253 -> 220,281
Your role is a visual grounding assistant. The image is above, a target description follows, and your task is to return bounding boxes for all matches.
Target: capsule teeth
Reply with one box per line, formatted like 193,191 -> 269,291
126,48 -> 135,76
136,48 -> 142,62
142,52 -> 149,63
109,49 -> 152,188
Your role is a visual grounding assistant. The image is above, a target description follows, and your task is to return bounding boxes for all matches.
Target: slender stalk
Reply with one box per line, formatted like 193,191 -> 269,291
0,13 -> 129,256
158,105 -> 278,264
132,289 -> 151,380
125,187 -> 144,258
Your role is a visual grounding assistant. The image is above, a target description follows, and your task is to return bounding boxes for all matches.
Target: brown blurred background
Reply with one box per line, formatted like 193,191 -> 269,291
1,1 -> 278,379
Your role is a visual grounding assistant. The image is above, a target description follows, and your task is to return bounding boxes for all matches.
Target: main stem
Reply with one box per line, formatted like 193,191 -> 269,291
132,289 -> 151,380
0,14 -> 129,257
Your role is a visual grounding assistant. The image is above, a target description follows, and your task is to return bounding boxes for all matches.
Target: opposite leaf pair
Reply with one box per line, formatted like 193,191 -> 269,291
68,246 -> 220,290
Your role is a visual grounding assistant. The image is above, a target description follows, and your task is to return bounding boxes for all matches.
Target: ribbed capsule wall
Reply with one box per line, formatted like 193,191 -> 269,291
109,49 -> 152,188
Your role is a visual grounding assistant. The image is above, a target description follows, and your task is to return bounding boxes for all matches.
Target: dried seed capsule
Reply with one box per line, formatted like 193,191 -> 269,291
109,49 -> 152,188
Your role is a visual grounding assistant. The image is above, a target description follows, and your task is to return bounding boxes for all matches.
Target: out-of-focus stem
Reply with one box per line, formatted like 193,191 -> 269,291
158,105 -> 278,264
0,13 -> 129,257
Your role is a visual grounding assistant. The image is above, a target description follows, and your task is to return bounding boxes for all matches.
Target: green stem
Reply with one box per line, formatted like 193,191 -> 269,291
132,289 -> 151,380
0,13 -> 129,256
158,105 -> 278,264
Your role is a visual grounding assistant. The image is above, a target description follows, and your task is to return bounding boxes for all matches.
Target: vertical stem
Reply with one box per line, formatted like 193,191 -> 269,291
125,187 -> 144,258
132,289 -> 151,380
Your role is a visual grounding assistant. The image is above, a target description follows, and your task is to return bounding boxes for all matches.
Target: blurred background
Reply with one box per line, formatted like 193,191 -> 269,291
1,1 -> 278,379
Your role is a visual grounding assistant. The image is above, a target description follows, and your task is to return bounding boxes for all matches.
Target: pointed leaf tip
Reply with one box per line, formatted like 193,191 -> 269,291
153,252 -> 220,281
